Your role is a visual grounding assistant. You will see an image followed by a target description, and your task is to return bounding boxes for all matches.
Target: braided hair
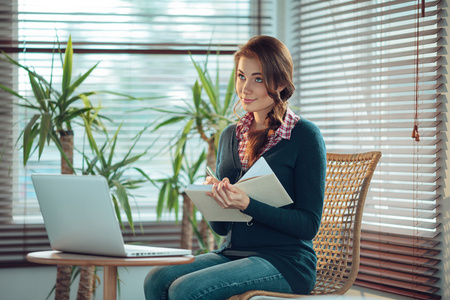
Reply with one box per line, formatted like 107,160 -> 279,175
233,36 -> 295,167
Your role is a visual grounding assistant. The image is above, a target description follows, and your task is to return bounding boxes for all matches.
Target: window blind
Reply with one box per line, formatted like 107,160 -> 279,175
0,0 -> 274,267
291,0 -> 442,299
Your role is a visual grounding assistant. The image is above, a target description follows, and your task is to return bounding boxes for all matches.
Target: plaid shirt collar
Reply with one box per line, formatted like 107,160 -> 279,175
236,108 -> 300,141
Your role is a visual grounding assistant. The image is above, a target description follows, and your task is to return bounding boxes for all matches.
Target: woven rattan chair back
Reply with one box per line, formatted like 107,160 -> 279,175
228,151 -> 381,300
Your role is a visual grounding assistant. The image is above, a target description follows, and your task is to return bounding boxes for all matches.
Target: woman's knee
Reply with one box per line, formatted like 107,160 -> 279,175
144,253 -> 230,299
167,275 -> 200,300
144,266 -> 162,288
144,266 -> 174,299
167,270 -> 225,300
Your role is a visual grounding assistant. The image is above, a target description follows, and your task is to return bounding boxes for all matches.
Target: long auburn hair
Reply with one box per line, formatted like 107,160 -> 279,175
234,35 -> 295,167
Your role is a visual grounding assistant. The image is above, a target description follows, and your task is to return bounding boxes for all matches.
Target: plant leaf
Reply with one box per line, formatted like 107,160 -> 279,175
157,182 -> 168,219
107,128 -> 119,167
223,67 -> 235,114
133,167 -> 154,184
109,154 -> 143,173
189,150 -> 206,182
23,114 -> 40,165
0,50 -> 53,90
111,194 -> 124,229
168,186 -> 179,220
188,213 -> 206,252
28,73 -> 47,112
112,180 -> 134,234
192,80 -> 202,111
63,62 -> 100,101
153,116 -> 187,131
190,54 -> 218,112
215,51 -> 220,102
62,35 -> 73,94
66,91 -> 97,107
173,148 -> 184,175
38,112 -> 52,158
59,107 -> 92,124
81,114 -> 101,156
174,119 -> 193,159
0,83 -> 28,101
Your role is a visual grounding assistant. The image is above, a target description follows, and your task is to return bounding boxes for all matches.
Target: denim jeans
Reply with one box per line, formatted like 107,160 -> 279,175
143,252 -> 293,300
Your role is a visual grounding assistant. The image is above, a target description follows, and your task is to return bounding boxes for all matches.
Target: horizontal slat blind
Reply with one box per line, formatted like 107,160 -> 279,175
292,0 -> 442,299
0,0 -> 273,267
0,0 -> 15,231
0,222 -> 193,267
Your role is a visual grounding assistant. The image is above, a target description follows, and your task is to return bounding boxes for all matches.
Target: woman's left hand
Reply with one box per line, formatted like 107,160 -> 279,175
206,178 -> 250,211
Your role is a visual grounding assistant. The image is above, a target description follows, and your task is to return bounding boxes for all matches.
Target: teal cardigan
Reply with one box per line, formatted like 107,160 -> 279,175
210,118 -> 326,295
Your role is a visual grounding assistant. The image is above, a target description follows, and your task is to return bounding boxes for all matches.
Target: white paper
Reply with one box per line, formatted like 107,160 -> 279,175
184,184 -> 252,222
184,157 -> 293,222
240,157 -> 273,180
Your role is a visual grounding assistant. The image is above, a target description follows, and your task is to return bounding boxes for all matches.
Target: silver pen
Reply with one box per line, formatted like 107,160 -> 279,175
206,166 -> 219,180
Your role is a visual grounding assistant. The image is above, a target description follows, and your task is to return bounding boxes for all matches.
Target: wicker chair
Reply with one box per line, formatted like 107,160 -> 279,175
228,151 -> 382,300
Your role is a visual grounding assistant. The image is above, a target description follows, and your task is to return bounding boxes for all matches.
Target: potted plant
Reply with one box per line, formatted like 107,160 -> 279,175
0,36 -> 142,300
152,140 -> 206,250
79,113 -> 154,233
148,52 -> 237,250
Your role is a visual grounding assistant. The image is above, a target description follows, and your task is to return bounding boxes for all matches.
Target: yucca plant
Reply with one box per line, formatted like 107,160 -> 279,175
0,36 -> 100,300
42,120 -> 152,300
0,36 -> 113,171
79,115 -> 155,234
148,52 -> 237,250
0,36 -> 138,300
188,210 -> 226,255
152,140 -> 227,252
152,140 -> 207,248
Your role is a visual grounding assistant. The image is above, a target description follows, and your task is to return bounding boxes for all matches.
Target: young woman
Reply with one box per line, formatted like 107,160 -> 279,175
144,35 -> 326,300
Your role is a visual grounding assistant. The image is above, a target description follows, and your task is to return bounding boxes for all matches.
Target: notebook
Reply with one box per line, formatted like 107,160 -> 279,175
31,174 -> 191,257
185,157 -> 293,222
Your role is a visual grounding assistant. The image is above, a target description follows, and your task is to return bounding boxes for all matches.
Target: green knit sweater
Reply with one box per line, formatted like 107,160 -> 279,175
210,118 -> 326,295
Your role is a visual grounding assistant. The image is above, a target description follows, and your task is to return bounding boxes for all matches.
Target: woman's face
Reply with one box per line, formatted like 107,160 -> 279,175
236,56 -> 275,118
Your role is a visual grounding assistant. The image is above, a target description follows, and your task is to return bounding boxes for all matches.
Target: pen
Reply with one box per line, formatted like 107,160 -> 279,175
206,166 -> 218,180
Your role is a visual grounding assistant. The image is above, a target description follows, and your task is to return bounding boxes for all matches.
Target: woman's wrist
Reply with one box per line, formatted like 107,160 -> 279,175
240,196 -> 250,211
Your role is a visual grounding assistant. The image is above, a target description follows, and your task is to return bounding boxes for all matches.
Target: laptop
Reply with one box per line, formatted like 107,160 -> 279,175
31,174 -> 191,257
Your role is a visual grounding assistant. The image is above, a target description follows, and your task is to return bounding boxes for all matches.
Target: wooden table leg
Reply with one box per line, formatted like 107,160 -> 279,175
103,266 -> 117,300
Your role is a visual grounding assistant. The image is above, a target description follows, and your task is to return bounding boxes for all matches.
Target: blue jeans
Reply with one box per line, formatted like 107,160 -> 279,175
143,252 -> 293,300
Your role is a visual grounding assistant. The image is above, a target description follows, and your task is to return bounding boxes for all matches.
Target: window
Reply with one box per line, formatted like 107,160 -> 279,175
291,0 -> 442,299
0,0 -> 274,266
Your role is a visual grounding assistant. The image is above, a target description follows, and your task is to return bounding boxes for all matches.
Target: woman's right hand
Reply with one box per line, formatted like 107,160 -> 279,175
204,176 -> 220,185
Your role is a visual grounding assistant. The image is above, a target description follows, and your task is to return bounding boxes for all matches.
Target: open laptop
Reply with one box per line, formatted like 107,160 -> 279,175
31,174 -> 191,257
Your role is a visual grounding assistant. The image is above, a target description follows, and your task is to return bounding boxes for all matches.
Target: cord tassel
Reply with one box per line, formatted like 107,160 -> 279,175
411,124 -> 420,142
411,0 -> 422,143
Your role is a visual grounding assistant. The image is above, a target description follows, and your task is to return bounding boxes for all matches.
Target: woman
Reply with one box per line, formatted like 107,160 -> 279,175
144,35 -> 326,300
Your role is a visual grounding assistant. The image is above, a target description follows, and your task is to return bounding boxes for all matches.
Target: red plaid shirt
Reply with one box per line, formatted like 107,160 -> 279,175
236,108 -> 300,171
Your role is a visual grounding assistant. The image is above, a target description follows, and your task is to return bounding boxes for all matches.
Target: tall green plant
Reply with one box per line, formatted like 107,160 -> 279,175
2,37 -> 93,167
152,144 -> 226,252
0,36 -> 103,300
0,36 -> 143,300
0,36 -> 134,168
153,145 -> 206,221
79,114 -> 154,233
0,35 -> 148,231
150,54 -> 235,213
147,52 -> 237,251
